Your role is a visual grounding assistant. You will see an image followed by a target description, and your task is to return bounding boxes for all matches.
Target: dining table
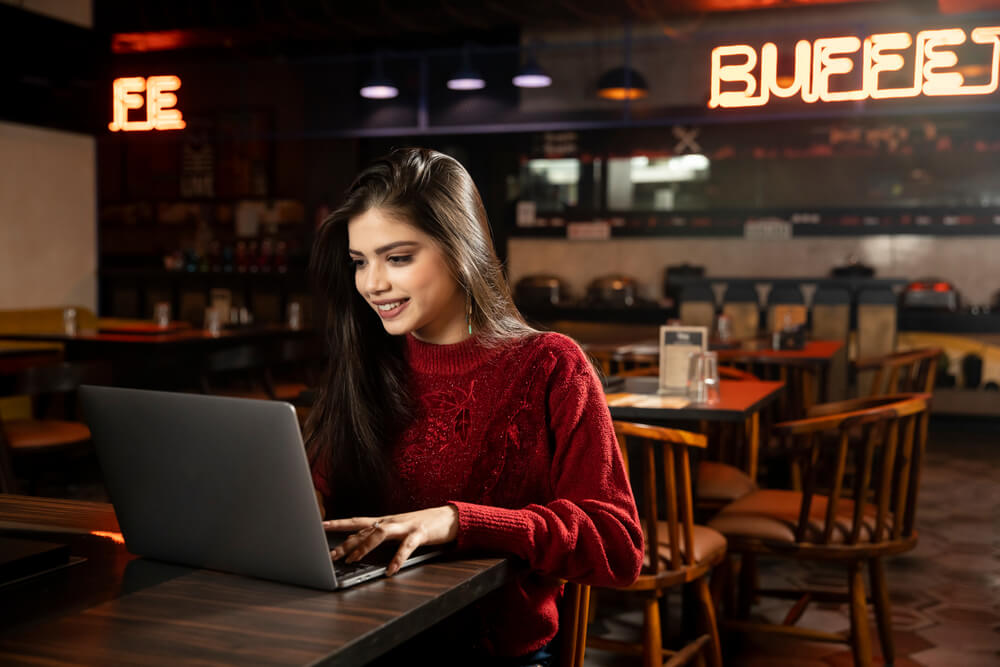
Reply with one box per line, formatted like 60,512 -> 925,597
592,336 -> 842,405
0,325 -> 318,389
0,495 -> 513,666
605,374 -> 784,485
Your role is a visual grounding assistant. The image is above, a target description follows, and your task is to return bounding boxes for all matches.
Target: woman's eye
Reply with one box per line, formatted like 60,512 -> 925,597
351,258 -> 365,269
388,255 -> 412,265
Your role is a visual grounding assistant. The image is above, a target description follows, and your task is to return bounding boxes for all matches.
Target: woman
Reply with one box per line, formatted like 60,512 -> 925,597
307,147 -> 642,664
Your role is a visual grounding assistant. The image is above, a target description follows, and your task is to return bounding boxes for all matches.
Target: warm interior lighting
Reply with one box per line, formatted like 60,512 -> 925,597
109,75 -> 186,131
91,530 -> 125,544
597,66 -> 649,100
709,25 -> 1000,108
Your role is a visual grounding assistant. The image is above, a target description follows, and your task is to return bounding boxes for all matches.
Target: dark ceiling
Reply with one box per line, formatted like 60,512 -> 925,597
94,0 -> 943,55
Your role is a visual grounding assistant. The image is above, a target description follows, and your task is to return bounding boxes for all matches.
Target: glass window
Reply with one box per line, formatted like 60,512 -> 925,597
607,154 -> 710,211
519,158 -> 580,213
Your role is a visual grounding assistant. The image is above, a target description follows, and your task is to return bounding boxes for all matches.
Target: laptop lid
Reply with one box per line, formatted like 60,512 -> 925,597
80,385 -> 338,591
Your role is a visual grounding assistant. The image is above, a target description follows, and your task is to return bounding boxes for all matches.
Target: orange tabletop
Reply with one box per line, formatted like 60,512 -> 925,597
606,376 -> 784,423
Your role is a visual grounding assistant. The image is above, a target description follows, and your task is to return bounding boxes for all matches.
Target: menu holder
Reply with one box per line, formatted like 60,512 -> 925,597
658,325 -> 708,396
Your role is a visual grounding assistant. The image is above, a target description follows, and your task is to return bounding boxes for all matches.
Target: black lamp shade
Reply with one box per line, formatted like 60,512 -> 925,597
597,66 -> 649,100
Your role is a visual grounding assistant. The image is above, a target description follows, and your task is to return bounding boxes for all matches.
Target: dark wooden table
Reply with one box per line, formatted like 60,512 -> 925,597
0,495 -> 512,666
0,326 -> 318,389
0,346 -> 63,375
0,325 -> 315,359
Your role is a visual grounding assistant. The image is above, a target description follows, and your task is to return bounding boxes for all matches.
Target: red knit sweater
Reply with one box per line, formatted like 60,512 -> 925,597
314,331 -> 643,656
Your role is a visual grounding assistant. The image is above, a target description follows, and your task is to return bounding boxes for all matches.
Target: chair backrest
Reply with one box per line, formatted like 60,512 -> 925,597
272,337 -> 324,384
856,288 -> 897,362
767,284 -> 807,333
678,282 -> 716,329
774,393 -> 931,547
721,283 -> 761,340
203,344 -> 271,375
613,421 -> 707,574
854,348 -> 941,398
200,344 -> 274,395
810,287 -> 851,342
1,361 -> 112,422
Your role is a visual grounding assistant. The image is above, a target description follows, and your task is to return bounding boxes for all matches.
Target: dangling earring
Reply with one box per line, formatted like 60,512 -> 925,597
466,290 -> 473,335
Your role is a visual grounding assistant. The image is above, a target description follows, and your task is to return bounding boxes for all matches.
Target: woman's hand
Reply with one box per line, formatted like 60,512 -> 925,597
323,505 -> 459,576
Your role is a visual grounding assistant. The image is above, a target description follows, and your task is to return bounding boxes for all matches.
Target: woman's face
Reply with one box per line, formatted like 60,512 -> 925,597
348,207 -> 468,345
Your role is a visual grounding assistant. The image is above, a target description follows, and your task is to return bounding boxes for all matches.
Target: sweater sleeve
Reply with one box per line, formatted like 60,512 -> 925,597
449,338 -> 643,588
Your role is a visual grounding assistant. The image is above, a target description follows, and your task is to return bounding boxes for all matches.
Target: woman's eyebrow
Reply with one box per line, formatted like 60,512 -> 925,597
348,241 -> 420,256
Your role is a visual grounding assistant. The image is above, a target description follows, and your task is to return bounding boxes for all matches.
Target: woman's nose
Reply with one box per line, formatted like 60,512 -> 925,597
364,261 -> 390,294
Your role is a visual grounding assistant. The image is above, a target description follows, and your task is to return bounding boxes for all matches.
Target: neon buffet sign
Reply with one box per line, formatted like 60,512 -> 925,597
709,26 -> 1000,109
109,76 -> 186,131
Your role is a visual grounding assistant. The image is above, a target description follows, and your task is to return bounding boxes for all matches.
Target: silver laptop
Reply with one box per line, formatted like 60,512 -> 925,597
80,385 -> 442,590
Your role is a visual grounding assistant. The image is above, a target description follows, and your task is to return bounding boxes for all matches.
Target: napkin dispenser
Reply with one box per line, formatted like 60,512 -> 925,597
772,325 -> 806,350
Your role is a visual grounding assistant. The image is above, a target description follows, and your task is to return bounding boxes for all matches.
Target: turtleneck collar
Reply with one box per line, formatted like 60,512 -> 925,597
405,332 -> 498,375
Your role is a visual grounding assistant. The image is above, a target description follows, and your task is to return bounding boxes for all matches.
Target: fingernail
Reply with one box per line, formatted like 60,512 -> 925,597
330,549 -> 340,559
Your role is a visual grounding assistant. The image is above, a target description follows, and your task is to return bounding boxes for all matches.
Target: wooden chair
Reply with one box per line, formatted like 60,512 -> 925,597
696,366 -> 763,515
559,581 -> 592,667
766,284 -> 807,333
199,344 -> 276,400
721,282 -> 761,340
609,362 -> 762,513
586,345 -> 617,378
0,361 -> 110,495
268,338 -> 322,401
855,288 -> 897,395
678,282 -> 717,330
810,287 -> 851,343
811,287 -> 851,402
587,422 -> 725,667
708,393 -> 932,667
854,347 -> 941,398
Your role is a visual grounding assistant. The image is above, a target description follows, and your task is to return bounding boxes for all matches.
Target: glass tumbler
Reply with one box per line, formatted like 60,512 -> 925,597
154,301 -> 171,328
204,306 -> 222,336
703,351 -> 720,404
287,301 -> 302,330
62,307 -> 78,336
687,352 -> 707,403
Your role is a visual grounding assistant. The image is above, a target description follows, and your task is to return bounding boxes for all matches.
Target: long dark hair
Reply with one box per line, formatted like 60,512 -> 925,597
306,147 -> 535,517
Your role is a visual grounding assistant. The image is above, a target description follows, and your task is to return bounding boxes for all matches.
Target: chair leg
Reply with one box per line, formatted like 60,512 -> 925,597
709,556 -> 730,614
737,553 -> 757,619
848,561 -> 873,667
696,577 -> 722,667
642,594 -> 662,667
869,557 -> 895,664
